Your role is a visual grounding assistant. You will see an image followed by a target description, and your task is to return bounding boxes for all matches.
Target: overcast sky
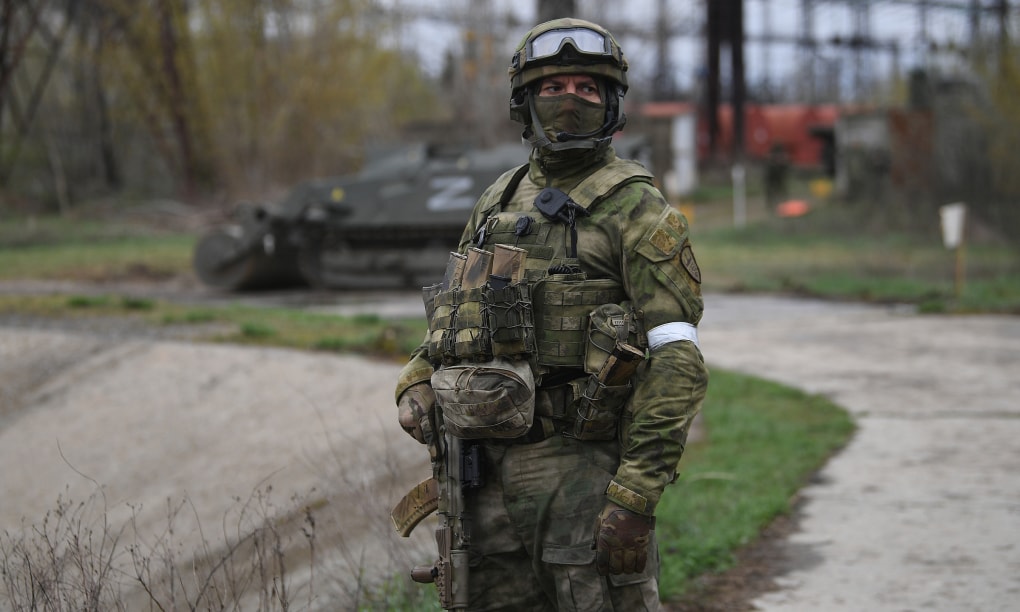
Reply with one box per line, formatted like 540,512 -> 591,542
377,0 -> 1002,99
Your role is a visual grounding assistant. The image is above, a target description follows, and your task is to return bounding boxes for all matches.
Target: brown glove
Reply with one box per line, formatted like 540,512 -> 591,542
397,383 -> 436,445
592,501 -> 655,575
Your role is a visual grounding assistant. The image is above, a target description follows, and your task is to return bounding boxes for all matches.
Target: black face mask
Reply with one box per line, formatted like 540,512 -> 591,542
532,93 -> 606,143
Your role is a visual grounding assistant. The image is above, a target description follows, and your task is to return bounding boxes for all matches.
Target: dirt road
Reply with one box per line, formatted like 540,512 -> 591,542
1,292 -> 1018,610
0,314 -> 436,606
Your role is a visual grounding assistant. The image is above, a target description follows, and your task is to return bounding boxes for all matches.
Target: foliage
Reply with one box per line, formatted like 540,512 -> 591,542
656,370 -> 856,601
971,42 -> 1020,240
1,487 -> 318,611
0,0 -> 440,207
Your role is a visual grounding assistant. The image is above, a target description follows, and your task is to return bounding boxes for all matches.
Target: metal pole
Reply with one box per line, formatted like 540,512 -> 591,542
732,163 -> 747,228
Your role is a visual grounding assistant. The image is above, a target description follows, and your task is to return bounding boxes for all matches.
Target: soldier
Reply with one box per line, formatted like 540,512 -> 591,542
395,18 -> 708,610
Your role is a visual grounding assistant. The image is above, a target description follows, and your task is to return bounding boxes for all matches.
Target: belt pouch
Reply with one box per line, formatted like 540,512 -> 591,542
431,357 -> 536,439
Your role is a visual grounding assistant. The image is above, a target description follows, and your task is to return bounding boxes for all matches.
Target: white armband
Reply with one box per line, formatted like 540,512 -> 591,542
646,322 -> 699,351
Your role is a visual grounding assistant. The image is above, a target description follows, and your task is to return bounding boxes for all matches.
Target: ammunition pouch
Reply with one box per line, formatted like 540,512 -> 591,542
430,357 -> 535,439
424,282 -> 536,364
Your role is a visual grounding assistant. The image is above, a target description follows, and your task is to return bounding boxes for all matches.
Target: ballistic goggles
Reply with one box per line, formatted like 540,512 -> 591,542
528,27 -> 611,61
509,20 -> 628,94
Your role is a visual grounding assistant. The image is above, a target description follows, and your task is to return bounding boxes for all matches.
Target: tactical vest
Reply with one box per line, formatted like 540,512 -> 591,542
423,157 -> 654,441
423,158 -> 652,376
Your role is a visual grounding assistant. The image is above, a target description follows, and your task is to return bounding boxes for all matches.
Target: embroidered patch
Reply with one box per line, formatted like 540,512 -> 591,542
648,228 -> 678,255
665,208 -> 684,231
606,481 -> 651,514
680,245 -> 702,283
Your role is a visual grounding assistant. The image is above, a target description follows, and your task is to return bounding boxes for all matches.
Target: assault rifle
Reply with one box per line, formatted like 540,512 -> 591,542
392,426 -> 483,610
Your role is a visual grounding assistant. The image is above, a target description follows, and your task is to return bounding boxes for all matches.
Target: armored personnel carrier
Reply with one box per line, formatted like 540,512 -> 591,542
193,142 -> 528,291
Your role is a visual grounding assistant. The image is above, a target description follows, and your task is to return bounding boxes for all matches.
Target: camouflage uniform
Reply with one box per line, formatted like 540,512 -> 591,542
395,18 -> 708,611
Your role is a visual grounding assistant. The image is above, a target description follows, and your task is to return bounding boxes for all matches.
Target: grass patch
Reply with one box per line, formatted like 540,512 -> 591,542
695,204 -> 1020,313
656,369 -> 855,601
162,309 -> 218,324
120,296 -> 155,310
0,234 -> 195,281
66,294 -> 111,308
0,294 -> 428,360
239,321 -> 277,338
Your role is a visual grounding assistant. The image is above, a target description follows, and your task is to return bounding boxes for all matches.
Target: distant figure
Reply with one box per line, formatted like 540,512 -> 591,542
764,143 -> 790,211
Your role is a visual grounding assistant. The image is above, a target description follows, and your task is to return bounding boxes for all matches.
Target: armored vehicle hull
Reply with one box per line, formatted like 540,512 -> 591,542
193,143 -> 529,291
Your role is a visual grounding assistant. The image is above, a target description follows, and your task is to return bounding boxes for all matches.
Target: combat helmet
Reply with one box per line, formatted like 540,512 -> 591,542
509,18 -> 629,152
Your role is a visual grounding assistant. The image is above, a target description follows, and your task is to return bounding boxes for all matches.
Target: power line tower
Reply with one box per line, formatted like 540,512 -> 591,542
705,0 -> 746,160
537,0 -> 576,22
799,0 -> 819,103
851,0 -> 873,99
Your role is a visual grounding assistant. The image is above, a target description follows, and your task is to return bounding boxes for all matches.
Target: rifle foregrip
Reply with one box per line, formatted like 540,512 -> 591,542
411,565 -> 437,583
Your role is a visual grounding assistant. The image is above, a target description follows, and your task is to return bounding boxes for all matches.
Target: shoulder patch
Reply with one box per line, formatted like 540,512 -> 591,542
679,245 -> 702,284
649,227 -> 678,255
664,208 -> 685,232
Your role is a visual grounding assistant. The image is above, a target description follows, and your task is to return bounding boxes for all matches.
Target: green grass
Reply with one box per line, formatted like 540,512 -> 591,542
656,369 -> 855,601
0,294 -> 429,359
693,204 -> 1020,313
0,237 -> 195,281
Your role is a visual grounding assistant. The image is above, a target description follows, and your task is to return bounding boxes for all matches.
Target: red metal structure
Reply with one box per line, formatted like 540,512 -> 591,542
641,102 -> 840,170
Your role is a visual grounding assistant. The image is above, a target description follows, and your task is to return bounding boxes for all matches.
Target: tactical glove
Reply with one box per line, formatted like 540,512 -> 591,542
592,501 -> 655,575
397,382 -> 436,445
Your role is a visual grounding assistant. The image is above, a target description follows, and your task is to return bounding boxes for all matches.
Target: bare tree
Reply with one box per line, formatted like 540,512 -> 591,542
0,0 -> 78,189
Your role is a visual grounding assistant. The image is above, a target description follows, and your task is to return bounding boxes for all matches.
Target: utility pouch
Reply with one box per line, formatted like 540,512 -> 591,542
569,377 -> 633,441
569,303 -> 646,441
532,275 -> 625,369
431,357 -> 536,439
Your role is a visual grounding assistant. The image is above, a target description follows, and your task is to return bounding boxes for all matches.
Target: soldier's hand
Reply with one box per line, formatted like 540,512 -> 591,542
592,501 -> 655,575
397,383 -> 436,444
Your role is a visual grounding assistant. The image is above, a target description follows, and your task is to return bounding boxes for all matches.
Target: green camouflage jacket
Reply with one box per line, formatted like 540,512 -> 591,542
397,146 -> 708,516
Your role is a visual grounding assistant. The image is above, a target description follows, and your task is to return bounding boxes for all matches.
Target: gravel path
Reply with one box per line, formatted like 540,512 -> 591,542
1,292 -> 1018,610
699,295 -> 1020,611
